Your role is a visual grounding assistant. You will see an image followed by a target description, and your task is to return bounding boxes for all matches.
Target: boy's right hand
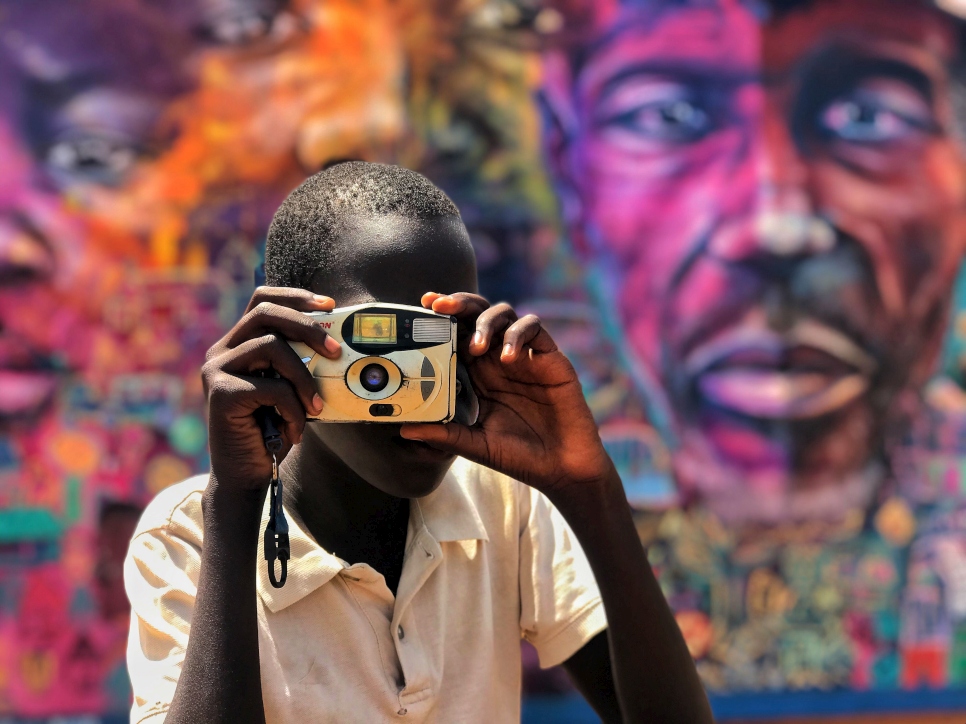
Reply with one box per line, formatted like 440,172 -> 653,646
202,287 -> 342,492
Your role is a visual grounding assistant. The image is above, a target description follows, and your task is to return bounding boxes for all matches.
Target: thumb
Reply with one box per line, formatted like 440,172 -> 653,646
400,422 -> 488,462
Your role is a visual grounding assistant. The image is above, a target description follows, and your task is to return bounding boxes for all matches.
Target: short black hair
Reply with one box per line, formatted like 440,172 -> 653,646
264,161 -> 461,290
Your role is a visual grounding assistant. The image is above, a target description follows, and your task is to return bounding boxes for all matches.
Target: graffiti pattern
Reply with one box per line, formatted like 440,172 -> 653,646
3,0 -> 966,718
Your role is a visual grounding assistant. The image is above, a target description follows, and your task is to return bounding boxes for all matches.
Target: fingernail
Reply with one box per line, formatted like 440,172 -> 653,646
323,335 -> 341,354
502,344 -> 514,358
312,394 -> 323,413
313,294 -> 330,304
472,331 -> 484,347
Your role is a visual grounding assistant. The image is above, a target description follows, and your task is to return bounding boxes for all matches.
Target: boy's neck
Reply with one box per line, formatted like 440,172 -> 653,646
280,435 -> 410,595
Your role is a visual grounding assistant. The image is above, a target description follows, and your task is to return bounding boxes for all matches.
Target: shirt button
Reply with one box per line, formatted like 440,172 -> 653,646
397,625 -> 405,640
397,708 -> 408,716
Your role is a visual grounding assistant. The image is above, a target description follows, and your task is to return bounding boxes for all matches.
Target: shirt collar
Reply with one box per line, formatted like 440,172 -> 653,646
256,459 -> 489,613
255,493 -> 345,613
414,460 -> 489,544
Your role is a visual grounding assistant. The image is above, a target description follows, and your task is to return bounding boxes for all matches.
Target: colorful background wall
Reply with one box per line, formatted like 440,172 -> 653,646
3,0 -> 966,720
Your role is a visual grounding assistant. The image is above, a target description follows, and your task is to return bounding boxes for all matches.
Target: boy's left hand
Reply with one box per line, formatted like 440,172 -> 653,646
406,296 -> 713,724
401,292 -> 616,504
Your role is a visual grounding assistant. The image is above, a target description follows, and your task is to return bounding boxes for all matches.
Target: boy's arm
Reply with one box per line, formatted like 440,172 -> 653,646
162,287 -> 341,724
557,477 -> 708,724
402,293 -> 713,724
164,486 -> 266,724
562,632 -> 620,722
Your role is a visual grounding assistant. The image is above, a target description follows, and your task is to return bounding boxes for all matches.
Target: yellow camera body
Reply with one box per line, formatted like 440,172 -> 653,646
288,303 -> 457,423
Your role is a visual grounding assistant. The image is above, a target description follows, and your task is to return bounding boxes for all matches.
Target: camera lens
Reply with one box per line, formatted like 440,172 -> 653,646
360,363 -> 389,392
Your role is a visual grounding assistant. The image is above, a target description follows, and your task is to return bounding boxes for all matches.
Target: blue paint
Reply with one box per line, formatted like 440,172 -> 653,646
0,440 -> 19,469
0,509 -> 63,543
522,690 -> 966,722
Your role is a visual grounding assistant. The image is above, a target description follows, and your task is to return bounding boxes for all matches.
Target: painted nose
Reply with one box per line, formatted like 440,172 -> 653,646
755,106 -> 835,257
711,101 -> 835,262
753,210 -> 835,257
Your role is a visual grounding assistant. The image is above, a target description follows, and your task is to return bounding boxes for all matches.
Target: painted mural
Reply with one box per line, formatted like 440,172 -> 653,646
537,0 -> 966,703
2,0 -> 966,719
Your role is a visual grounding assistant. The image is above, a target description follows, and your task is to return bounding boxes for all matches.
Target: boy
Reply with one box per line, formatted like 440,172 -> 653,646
124,162 -> 711,723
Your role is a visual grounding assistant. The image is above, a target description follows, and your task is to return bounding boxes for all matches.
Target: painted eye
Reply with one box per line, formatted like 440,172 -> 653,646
45,135 -> 139,186
821,100 -> 910,143
201,2 -> 299,46
608,99 -> 711,142
208,12 -> 273,44
592,77 -> 716,149
819,83 -> 935,144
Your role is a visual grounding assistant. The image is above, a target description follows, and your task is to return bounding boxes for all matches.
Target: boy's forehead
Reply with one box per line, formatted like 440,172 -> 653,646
312,213 -> 478,305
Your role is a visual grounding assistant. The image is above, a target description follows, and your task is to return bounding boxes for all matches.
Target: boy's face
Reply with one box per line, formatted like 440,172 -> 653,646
304,213 -> 478,498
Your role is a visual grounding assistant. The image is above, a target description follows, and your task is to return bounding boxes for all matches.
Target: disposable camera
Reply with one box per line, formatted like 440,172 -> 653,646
288,303 -> 461,423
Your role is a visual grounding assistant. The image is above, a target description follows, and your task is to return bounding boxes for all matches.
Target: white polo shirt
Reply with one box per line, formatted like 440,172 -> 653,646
124,457 -> 606,723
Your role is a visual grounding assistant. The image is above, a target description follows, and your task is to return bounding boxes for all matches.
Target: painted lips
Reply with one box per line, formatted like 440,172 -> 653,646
684,318 -> 879,420
0,369 -> 58,418
0,335 -> 59,418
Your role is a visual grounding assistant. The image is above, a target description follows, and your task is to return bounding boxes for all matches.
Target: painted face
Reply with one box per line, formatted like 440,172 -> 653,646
544,0 -> 966,523
0,0 -> 191,427
145,0 -> 407,251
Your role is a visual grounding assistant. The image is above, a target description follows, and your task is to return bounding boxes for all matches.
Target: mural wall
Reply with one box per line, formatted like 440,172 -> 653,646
1,0 -> 966,718
538,0 -> 966,703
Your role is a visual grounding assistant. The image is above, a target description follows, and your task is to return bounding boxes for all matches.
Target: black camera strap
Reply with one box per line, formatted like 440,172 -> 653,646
256,408 -> 289,588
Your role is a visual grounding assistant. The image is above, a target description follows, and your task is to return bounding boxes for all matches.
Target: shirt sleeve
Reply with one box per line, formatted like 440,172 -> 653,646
124,522 -> 202,724
518,487 -> 608,668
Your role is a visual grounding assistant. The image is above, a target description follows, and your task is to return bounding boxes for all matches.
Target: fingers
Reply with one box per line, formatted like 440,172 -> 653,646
211,334 -> 323,416
422,291 -> 490,319
400,421 -> 488,462
424,294 -> 556,364
499,314 -> 557,362
469,303 -> 518,356
246,378 -> 307,446
226,301 -> 341,359
423,292 -> 494,356
246,286 -> 335,315
207,374 -> 308,446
